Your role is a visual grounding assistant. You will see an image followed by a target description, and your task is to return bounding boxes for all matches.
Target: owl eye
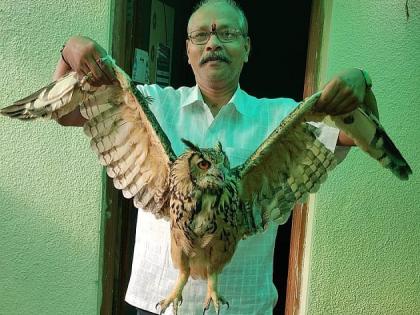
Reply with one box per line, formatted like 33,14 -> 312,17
197,160 -> 211,170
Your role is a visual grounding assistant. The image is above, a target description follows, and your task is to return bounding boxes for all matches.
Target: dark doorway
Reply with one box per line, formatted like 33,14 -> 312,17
105,1 -> 312,314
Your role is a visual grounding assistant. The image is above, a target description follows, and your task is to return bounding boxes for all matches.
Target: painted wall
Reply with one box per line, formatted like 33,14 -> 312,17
307,1 -> 420,314
0,1 -> 112,314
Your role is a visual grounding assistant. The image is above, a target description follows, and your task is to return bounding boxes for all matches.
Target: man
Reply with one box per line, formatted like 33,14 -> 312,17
55,1 -> 370,314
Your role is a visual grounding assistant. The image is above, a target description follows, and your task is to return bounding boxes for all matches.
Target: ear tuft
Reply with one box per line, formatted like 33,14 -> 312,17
181,138 -> 201,152
215,141 -> 223,152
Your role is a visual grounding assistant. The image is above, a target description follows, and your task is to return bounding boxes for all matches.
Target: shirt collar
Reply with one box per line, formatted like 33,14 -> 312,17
181,84 -> 247,115
181,85 -> 203,108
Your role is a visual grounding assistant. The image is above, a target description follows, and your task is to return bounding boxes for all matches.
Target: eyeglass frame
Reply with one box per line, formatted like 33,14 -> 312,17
187,28 -> 247,45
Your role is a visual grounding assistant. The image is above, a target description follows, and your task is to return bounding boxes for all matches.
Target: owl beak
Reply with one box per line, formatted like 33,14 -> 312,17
209,169 -> 224,182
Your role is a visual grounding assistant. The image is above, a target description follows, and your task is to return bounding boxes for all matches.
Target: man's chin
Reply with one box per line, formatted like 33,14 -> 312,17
203,68 -> 228,79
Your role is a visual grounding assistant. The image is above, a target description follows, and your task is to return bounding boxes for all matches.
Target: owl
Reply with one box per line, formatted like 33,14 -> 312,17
1,57 -> 411,315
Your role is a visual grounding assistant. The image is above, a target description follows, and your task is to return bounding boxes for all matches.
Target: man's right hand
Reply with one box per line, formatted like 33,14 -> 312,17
59,35 -> 116,86
53,35 -> 118,126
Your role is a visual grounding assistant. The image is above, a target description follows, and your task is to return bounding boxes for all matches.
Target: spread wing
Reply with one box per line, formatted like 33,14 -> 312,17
0,57 -> 176,219
235,91 -> 412,234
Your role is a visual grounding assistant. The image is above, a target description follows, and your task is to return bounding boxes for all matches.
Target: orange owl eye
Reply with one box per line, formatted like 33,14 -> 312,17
197,160 -> 211,170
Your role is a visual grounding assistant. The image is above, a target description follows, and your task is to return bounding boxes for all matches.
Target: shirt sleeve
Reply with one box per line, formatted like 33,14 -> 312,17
308,121 -> 350,163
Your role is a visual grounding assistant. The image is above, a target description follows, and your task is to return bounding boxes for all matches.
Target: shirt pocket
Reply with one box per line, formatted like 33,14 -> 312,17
223,147 -> 255,168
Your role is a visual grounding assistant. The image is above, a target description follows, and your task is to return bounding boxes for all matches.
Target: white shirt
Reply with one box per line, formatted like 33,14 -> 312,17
125,84 -> 340,315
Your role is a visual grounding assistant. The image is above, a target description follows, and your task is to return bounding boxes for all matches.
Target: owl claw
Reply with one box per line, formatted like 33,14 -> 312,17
156,296 -> 183,315
203,294 -> 229,315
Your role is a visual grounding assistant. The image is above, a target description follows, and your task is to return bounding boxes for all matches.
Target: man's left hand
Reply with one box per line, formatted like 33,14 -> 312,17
314,68 -> 366,115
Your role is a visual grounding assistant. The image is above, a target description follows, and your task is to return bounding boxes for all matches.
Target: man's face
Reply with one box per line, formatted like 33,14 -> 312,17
186,3 -> 250,87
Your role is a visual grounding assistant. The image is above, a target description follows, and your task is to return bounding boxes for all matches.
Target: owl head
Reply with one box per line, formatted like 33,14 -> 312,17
180,138 -> 231,192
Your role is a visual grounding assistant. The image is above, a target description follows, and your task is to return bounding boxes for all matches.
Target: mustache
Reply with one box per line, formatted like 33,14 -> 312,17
200,53 -> 231,65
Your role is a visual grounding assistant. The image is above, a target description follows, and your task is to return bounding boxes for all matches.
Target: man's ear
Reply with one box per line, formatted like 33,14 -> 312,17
244,36 -> 251,63
186,39 -> 191,64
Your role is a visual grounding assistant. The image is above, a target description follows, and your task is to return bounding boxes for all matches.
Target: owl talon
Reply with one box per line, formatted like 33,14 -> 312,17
156,296 -> 183,315
203,294 -> 229,315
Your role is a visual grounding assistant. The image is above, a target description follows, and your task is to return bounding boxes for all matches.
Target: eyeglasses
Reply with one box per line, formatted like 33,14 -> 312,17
188,29 -> 246,45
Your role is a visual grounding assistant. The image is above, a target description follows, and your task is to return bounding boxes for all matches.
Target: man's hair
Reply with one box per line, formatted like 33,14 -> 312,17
189,0 -> 248,34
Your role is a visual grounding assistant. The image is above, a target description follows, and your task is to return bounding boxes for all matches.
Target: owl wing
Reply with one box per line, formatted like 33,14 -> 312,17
235,91 -> 412,234
1,57 -> 176,219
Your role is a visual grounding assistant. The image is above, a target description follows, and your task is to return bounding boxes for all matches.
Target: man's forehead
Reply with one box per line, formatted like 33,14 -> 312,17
188,4 -> 241,31
191,22 -> 239,31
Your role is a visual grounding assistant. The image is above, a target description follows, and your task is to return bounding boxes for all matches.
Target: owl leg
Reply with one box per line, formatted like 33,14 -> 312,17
156,268 -> 190,315
203,272 -> 229,315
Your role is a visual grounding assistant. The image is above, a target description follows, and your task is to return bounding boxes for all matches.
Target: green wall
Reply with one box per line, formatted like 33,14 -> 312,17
0,1 -> 112,314
307,1 -> 420,314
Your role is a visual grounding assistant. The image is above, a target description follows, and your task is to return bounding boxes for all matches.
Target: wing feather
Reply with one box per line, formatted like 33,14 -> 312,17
1,73 -> 82,120
0,57 -> 176,219
236,91 -> 411,235
83,66 -> 175,218
83,106 -> 120,138
90,120 -> 133,154
324,108 -> 412,180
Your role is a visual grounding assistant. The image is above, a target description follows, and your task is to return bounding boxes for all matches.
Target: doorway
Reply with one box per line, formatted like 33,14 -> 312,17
102,1 -> 313,314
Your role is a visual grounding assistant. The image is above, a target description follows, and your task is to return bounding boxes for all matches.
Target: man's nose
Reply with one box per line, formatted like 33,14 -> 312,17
205,33 -> 222,49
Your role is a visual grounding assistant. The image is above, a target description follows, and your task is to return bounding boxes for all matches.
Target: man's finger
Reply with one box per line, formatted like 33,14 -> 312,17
329,96 -> 356,116
76,65 -> 92,82
96,56 -> 117,84
343,100 -> 360,114
316,81 -> 339,112
91,51 -> 116,84
85,58 -> 105,84
326,90 -> 350,114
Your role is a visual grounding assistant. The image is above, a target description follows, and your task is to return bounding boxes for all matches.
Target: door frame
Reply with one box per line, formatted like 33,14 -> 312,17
100,0 -> 136,313
285,1 -> 327,314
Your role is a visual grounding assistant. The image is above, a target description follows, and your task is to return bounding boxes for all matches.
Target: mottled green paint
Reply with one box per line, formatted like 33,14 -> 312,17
307,1 -> 420,314
0,1 -> 112,314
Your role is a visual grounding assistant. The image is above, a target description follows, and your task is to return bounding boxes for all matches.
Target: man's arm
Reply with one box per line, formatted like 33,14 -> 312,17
337,130 -> 355,146
52,36 -> 116,126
